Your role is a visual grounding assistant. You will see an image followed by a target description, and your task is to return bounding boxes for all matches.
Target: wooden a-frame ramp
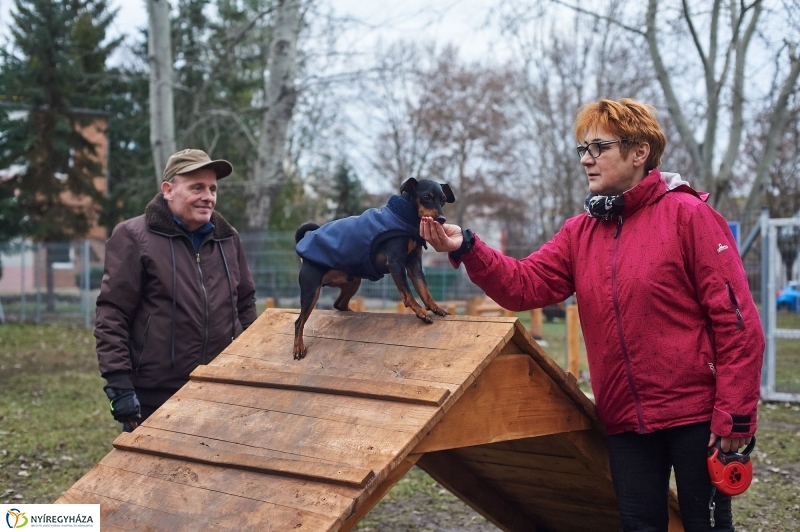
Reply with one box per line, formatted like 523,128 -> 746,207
59,309 -> 684,531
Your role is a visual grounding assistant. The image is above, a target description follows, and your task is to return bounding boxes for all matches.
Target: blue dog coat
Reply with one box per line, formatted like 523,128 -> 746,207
296,195 -> 425,281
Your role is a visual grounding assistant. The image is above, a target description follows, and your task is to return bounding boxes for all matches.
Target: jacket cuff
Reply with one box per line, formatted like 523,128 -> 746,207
448,230 -> 476,267
711,406 -> 756,437
103,371 -> 134,390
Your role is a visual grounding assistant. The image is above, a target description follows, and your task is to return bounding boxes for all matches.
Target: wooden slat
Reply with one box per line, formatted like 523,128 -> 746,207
191,365 -> 450,407
143,397 -> 418,472
510,322 -> 603,429
417,451 -> 539,532
65,467 -> 339,532
455,460 -> 617,505
114,432 -> 375,488
98,449 -> 361,519
453,445 -> 594,475
337,454 -> 422,532
413,355 -> 592,452
177,381 -> 439,434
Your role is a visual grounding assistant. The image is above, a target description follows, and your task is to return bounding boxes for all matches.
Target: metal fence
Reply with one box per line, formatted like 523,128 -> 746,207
0,233 -> 485,326
1,221 -> 797,403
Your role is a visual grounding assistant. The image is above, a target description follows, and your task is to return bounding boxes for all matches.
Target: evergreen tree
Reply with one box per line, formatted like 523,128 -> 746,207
330,160 -> 364,219
0,0 -> 120,238
0,0 -> 119,308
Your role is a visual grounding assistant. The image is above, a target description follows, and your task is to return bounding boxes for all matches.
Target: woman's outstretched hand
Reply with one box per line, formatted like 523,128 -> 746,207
420,217 -> 463,253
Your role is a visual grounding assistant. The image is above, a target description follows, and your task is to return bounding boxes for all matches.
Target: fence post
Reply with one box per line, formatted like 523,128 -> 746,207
20,242 -> 26,322
34,243 -> 41,324
265,297 -> 275,309
84,240 -> 92,329
566,302 -> 580,378
759,207 -> 770,392
530,308 -> 543,340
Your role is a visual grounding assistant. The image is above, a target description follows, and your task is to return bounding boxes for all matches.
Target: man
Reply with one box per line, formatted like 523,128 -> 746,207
95,149 -> 257,431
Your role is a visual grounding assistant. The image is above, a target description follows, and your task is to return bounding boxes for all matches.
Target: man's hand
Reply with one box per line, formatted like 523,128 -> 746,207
420,217 -> 463,252
709,433 -> 751,453
104,387 -> 141,427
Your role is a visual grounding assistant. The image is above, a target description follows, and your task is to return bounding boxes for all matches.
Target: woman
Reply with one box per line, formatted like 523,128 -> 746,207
420,98 -> 764,532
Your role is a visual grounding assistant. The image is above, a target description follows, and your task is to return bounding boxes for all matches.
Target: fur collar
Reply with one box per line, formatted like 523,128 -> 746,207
145,193 -> 235,239
386,194 -> 420,225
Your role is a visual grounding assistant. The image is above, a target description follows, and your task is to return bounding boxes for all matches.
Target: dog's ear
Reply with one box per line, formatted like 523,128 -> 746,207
441,184 -> 455,203
400,178 -> 418,194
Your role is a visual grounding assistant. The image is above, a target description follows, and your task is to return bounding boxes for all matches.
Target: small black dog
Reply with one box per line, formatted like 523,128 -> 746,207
292,178 -> 455,359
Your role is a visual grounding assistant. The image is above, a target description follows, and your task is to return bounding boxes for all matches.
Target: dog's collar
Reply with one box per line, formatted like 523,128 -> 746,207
387,195 -> 420,225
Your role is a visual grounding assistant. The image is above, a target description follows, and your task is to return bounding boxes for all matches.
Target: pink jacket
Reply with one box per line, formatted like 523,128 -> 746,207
455,169 -> 764,437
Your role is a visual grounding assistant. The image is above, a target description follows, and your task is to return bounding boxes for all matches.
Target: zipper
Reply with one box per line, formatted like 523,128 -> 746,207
726,282 -> 744,330
134,315 -> 151,376
611,221 -> 646,433
196,251 -> 210,364
613,216 -> 624,239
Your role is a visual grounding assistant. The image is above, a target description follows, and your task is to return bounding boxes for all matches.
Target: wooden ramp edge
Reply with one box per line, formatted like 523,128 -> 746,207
57,309 -> 683,532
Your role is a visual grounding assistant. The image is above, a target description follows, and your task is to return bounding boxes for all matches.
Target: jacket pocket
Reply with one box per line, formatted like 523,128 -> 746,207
132,314 -> 152,376
726,282 -> 744,330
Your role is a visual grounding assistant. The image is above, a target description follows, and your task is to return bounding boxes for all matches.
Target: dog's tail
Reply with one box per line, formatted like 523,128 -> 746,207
295,222 -> 320,244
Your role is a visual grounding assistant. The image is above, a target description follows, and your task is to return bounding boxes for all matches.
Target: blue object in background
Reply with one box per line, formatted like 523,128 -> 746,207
728,221 -> 740,249
777,282 -> 800,312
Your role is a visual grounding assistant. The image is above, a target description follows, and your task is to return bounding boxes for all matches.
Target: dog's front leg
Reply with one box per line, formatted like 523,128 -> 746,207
387,257 -> 432,324
406,253 -> 447,317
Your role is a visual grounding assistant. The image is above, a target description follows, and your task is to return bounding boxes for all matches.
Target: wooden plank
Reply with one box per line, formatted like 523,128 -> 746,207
413,355 -> 593,452
98,449 -> 361,519
482,434 -> 579,458
453,445 -> 593,476
509,321 -> 603,429
455,459 -> 617,505
177,381 -> 440,434
66,467 -> 339,532
191,365 -> 450,407
236,309 -> 514,352
417,451 -> 539,532
142,397 -> 419,473
558,430 -> 613,482
337,454 -> 422,532
114,432 -> 375,488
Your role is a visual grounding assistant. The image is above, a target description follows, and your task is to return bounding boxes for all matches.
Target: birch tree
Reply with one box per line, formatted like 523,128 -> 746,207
148,0 -> 176,186
247,0 -> 303,231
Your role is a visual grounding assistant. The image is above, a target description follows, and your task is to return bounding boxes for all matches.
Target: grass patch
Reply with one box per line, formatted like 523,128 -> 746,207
0,324 -> 118,504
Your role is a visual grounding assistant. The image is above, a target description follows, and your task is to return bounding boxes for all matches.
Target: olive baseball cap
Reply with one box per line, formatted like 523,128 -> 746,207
162,149 -> 233,181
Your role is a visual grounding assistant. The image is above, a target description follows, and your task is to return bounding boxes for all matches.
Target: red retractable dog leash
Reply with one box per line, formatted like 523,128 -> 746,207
706,436 -> 756,527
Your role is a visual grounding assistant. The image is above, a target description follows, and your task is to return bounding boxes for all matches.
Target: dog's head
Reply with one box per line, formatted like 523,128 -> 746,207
400,178 -> 455,224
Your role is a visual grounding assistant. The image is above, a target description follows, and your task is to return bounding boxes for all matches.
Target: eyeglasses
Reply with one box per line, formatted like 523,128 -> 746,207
576,139 -> 631,159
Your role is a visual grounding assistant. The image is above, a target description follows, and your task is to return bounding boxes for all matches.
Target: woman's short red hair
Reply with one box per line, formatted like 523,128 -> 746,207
574,98 -> 666,172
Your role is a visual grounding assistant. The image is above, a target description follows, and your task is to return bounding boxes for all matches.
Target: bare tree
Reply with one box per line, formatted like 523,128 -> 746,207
364,43 -> 520,230
247,0 -> 303,231
504,0 -> 800,217
147,0 -> 176,187
500,3 -> 668,243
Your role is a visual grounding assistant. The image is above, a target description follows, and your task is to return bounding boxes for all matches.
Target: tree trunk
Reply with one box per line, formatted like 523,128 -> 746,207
148,0 -> 176,188
246,0 -> 301,231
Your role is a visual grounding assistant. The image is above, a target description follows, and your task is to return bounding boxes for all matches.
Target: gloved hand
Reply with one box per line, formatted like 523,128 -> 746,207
103,386 -> 141,424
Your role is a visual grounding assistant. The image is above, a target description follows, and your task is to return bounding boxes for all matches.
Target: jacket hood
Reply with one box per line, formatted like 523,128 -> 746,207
145,193 -> 236,239
622,169 -> 708,217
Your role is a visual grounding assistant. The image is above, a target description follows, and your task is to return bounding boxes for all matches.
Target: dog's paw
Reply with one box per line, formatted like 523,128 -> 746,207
293,346 -> 307,360
414,311 -> 434,324
430,306 -> 447,317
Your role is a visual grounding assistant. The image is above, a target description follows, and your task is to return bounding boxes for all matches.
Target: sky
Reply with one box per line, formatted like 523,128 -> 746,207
0,0 -> 507,67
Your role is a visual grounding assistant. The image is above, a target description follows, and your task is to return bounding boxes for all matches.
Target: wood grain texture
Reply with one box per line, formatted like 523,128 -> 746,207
190,365 -> 450,406
413,355 -> 593,452
113,432 -> 375,487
